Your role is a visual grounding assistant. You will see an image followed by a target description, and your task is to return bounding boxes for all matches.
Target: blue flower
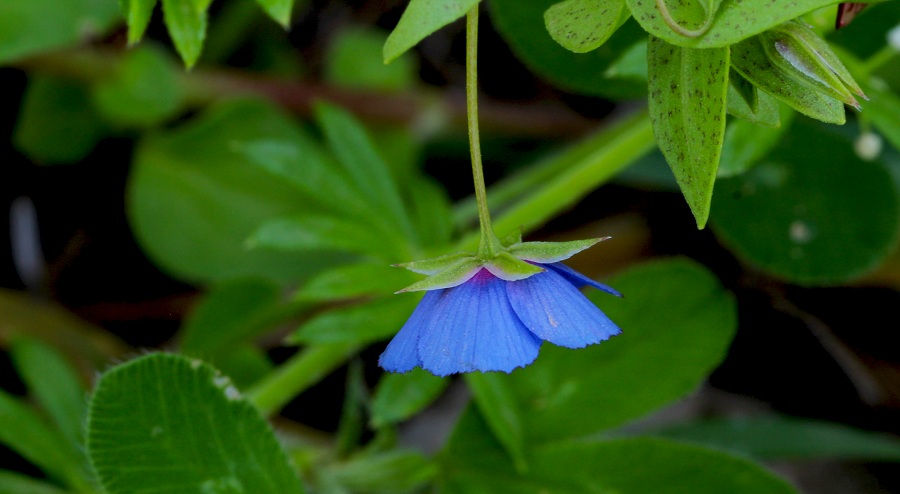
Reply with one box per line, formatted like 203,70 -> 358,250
379,261 -> 621,376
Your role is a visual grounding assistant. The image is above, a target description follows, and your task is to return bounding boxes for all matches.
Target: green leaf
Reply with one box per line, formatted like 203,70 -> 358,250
0,471 -> 68,494
91,44 -> 183,127
442,409 -> 797,494
327,27 -> 417,92
711,119 -> 900,285
10,338 -> 87,451
180,277 -> 282,357
490,0 -> 646,98
289,295 -> 420,345
0,390 -> 86,488
248,214 -> 400,260
651,415 -> 900,461
86,353 -> 305,494
324,450 -> 437,494
508,237 -> 607,263
604,38 -> 648,80
731,36 -> 845,124
296,263 -> 418,302
314,102 -> 413,240
647,37 -> 729,228
506,258 -> 736,444
544,0 -> 630,53
127,99 -> 350,284
120,0 -> 158,44
160,0 -> 207,68
383,0 -> 480,63
255,0 -> 294,27
370,369 -> 448,427
14,77 -> 107,165
465,373 -> 528,473
726,77 -> 781,128
407,175 -> 455,247
718,104 -> 793,177
626,0 -> 875,48
0,0 -> 121,64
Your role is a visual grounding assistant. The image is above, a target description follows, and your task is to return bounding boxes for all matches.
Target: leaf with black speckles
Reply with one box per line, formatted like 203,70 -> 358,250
627,0 -> 882,48
731,36 -> 844,124
648,36 -> 729,229
544,0 -> 631,53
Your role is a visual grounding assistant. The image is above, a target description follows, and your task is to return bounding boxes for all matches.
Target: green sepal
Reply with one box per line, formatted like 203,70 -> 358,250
500,228 -> 523,247
760,22 -> 863,109
394,252 -> 473,275
396,257 -> 482,293
507,237 -> 609,263
484,252 -> 544,281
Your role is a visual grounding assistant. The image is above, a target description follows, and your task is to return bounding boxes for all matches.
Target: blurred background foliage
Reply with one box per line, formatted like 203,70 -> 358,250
2,0 -> 900,493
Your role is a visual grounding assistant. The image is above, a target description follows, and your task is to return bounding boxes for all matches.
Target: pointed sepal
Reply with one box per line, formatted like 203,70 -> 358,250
483,252 -> 544,281
396,257 -> 482,293
508,237 -> 609,264
394,252 -> 473,275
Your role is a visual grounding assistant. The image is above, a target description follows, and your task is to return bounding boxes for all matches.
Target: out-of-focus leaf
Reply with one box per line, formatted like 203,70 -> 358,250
647,37 -> 729,228
91,44 -> 182,127
289,295 -> 419,345
711,119 -> 900,285
0,0 -> 120,64
626,0 -> 877,48
14,77 -> 107,165
160,0 -> 207,68
407,176 -> 455,247
255,0 -> 294,27
0,471 -> 68,494
650,415 -> 900,461
383,0 -> 480,63
295,263 -> 417,302
731,36 -> 845,124
719,104 -> 794,177
249,215 -> 402,260
857,79 -> 900,154
0,391 -> 87,489
324,450 -> 437,494
510,258 -> 734,444
120,0 -> 157,44
604,38 -> 647,81
726,79 -> 781,128
211,344 -> 275,389
465,373 -> 527,472
86,353 -> 305,494
180,277 -> 282,356
489,0 -> 646,99
544,0 -> 630,53
370,369 -> 448,427
327,27 -> 417,92
442,409 -> 797,494
128,99 -> 349,284
10,338 -> 86,450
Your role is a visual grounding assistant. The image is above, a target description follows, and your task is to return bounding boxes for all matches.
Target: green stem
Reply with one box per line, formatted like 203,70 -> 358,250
247,343 -> 358,415
466,6 -> 500,258
457,110 -> 655,251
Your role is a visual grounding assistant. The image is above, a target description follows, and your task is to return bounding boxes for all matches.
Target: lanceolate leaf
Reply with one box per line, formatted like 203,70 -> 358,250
647,36 -> 729,228
726,77 -> 781,128
255,0 -> 294,26
120,0 -> 158,44
160,0 -> 207,68
371,369 -> 449,427
731,36 -> 844,124
87,353 -> 305,494
627,0 -> 882,48
544,0 -> 630,53
383,0 -> 481,63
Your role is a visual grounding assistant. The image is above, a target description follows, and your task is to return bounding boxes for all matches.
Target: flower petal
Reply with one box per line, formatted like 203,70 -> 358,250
507,268 -> 621,348
378,291 -> 442,372
546,262 -> 623,297
417,271 -> 541,376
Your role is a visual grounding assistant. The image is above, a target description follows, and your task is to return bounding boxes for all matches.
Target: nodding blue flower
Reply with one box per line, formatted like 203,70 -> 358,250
379,258 -> 622,377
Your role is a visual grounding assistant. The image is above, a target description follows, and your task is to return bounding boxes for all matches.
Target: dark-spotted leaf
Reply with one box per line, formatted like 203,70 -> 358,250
383,0 -> 480,63
442,408 -> 797,494
544,0 -> 630,53
86,353 -> 305,494
370,369 -> 449,427
647,36 -> 729,228
731,36 -> 845,124
160,0 -> 207,68
711,119 -> 900,285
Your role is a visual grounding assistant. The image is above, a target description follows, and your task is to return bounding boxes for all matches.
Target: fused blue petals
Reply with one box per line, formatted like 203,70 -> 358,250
546,262 -> 623,297
507,268 -> 621,349
378,291 -> 441,372
417,271 -> 541,376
